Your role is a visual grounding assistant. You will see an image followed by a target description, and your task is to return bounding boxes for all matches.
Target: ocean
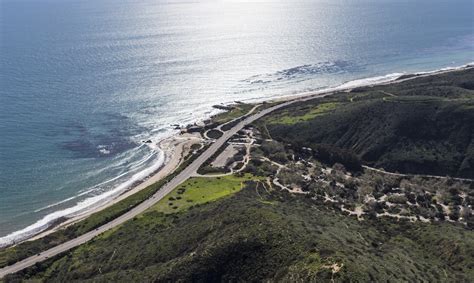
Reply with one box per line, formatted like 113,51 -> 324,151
0,0 -> 473,245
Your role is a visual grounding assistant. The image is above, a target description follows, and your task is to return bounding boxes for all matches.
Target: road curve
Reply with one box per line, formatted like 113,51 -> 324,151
5,65 -> 467,277
0,91 -> 335,278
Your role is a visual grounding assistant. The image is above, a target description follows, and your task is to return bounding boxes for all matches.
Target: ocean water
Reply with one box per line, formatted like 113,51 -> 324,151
0,0 -> 473,245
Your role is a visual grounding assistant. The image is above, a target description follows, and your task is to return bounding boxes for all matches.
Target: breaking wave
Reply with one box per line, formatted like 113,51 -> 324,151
1,62 -> 472,248
241,60 -> 360,85
0,148 -> 165,248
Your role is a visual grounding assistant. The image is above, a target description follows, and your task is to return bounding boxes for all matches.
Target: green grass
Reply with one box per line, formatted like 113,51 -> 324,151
212,103 -> 256,125
4,68 -> 474,282
383,95 -> 445,103
0,145 -> 210,268
8,185 -> 473,282
287,252 -> 338,277
347,91 -> 386,102
268,102 -> 340,124
0,178 -> 168,268
460,100 -> 474,109
261,69 -> 474,178
150,174 -> 263,214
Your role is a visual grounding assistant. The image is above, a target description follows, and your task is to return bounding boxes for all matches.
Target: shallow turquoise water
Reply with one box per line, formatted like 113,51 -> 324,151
0,0 -> 473,244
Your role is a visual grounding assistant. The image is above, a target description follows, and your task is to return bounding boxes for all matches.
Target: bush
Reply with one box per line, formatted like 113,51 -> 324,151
387,195 -> 408,204
198,166 -> 229,175
207,129 -> 223,139
311,144 -> 362,172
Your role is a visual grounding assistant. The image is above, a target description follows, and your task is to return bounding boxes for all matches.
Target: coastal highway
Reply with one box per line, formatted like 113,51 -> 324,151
1,66 -> 471,278
0,91 -> 329,278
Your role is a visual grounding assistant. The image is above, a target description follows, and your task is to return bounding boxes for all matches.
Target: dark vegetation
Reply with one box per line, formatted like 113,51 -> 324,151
197,166 -> 230,175
308,144 -> 362,172
221,116 -> 245,131
0,145 -> 210,268
7,185 -> 473,282
259,140 -> 289,164
211,103 -> 255,126
244,159 -> 279,177
206,129 -> 223,139
265,69 -> 474,178
4,69 -> 474,282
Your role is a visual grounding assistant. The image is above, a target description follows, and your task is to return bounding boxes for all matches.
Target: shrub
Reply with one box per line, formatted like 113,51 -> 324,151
311,144 -> 362,172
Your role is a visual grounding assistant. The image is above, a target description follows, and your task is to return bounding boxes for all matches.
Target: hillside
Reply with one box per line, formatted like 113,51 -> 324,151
6,182 -> 473,282
264,69 -> 474,178
3,69 -> 473,282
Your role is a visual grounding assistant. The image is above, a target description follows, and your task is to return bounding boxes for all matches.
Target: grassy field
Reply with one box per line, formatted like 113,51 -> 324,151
149,174 -> 262,214
3,69 -> 473,282
267,102 -> 340,124
0,145 -> 209,268
0,178 -> 169,268
262,69 -> 474,178
7,184 -> 473,282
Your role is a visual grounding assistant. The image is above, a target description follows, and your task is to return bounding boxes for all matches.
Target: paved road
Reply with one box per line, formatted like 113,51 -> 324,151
5,66 -> 467,277
0,91 -> 331,278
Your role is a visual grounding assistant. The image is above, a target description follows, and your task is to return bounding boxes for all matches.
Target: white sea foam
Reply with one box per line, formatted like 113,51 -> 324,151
1,63 -> 472,248
412,62 -> 474,75
336,72 -> 405,90
0,149 -> 165,248
33,150 -> 159,213
246,72 -> 406,103
246,62 -> 474,105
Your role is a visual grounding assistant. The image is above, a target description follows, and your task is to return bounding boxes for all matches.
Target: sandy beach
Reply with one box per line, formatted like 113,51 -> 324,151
18,63 -> 474,244
266,63 -> 474,104
28,132 -> 203,242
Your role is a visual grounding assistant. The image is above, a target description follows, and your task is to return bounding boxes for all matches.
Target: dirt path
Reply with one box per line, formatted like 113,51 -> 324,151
2,66 -> 472,278
1,90 -> 318,278
379,90 -> 397,97
362,165 -> 473,182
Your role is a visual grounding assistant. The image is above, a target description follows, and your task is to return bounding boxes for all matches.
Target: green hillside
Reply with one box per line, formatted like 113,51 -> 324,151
4,69 -> 473,282
7,184 -> 473,282
265,69 -> 474,178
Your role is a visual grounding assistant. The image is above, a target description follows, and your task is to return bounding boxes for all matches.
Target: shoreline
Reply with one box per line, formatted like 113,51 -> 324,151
20,132 -> 203,244
2,62 -> 473,248
252,62 -> 474,105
